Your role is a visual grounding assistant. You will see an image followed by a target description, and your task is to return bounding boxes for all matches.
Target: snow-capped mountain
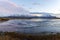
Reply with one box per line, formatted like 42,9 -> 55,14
3,12 -> 56,19
30,12 -> 54,17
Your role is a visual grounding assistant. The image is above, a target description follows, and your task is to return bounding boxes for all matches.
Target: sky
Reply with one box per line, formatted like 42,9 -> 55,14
0,0 -> 60,16
0,0 -> 29,16
9,0 -> 60,14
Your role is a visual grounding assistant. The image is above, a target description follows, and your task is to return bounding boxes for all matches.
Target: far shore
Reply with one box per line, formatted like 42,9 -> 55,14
0,17 -> 60,21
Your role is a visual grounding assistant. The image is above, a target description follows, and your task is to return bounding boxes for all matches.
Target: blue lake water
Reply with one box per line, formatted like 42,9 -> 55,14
0,19 -> 60,34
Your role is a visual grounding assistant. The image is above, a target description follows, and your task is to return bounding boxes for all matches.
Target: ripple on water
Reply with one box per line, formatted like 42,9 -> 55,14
0,19 -> 59,34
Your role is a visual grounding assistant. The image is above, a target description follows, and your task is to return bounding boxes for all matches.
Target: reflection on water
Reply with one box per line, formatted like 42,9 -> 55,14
0,19 -> 60,34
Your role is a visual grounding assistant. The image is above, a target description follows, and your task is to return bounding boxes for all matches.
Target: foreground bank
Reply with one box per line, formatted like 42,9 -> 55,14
0,32 -> 59,40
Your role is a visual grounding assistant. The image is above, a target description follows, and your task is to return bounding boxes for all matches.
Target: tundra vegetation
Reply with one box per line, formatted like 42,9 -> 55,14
0,32 -> 59,40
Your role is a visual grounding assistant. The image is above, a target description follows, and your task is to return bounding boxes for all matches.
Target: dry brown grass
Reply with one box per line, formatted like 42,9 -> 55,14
0,32 -> 60,40
0,18 -> 9,21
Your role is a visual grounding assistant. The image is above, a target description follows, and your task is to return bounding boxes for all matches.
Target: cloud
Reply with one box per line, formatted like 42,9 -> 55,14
0,1 -> 29,16
0,0 -> 8,1
32,3 -> 41,6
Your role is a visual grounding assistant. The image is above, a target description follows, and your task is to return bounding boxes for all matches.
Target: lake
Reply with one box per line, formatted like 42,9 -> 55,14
0,19 -> 60,34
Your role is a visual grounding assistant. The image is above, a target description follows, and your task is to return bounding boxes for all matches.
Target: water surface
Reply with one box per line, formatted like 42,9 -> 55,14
0,19 -> 60,34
